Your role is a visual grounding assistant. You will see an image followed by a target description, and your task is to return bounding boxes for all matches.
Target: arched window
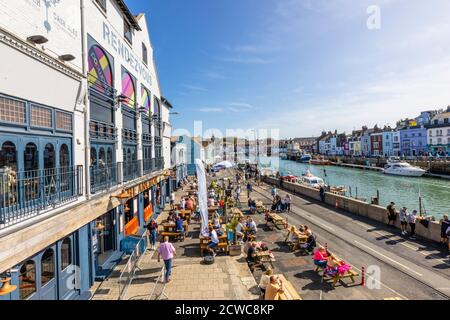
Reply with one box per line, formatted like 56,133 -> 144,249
44,143 -> 55,170
19,260 -> 36,300
107,147 -> 113,164
141,86 -> 151,117
88,45 -> 113,93
61,238 -> 72,270
59,144 -> 70,168
0,141 -> 17,171
90,147 -> 97,167
153,97 -> 161,119
41,248 -> 55,286
24,143 -> 38,172
99,147 -> 106,167
121,71 -> 136,108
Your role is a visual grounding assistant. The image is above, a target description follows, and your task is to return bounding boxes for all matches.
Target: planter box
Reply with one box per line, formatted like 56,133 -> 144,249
229,244 -> 242,256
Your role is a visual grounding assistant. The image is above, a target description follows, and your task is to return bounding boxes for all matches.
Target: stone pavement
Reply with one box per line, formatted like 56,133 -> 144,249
92,180 -> 259,300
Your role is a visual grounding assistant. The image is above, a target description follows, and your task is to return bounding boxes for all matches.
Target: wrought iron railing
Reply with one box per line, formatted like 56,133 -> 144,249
123,160 -> 143,183
90,162 -> 121,194
0,166 -> 83,229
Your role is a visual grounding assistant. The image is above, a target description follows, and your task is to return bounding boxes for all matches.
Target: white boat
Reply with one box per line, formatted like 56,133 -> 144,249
383,161 -> 426,177
300,170 -> 325,188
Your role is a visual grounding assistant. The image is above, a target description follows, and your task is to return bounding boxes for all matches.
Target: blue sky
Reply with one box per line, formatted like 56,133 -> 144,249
126,0 -> 450,138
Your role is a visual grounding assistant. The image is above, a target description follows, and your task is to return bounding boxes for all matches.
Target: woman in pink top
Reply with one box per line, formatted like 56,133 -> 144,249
313,246 -> 328,269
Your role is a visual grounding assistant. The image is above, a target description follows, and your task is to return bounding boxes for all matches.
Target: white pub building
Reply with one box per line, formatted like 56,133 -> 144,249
0,0 -> 176,300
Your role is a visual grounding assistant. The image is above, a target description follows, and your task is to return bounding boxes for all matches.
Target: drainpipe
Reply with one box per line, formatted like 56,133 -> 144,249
80,0 -> 91,199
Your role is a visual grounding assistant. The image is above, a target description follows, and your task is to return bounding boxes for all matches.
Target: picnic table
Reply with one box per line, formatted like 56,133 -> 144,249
284,227 -> 308,250
199,235 -> 229,256
255,200 -> 268,213
315,255 -> 359,287
178,209 -> 192,222
273,274 -> 302,300
255,250 -> 275,268
160,221 -> 189,241
266,212 -> 287,230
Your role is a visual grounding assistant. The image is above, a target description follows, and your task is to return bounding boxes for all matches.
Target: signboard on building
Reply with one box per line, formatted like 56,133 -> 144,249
0,0 -> 82,69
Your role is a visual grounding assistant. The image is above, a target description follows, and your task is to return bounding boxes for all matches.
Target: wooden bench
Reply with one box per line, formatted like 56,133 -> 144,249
160,231 -> 185,242
266,213 -> 287,230
284,228 -> 308,251
273,274 -> 302,300
315,257 -> 359,287
200,235 -> 229,256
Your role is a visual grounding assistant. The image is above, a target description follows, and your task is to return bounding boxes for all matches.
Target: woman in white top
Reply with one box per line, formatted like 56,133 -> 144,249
407,210 -> 418,239
258,269 -> 273,297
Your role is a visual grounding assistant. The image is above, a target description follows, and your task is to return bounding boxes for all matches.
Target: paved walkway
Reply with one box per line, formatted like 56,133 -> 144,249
92,181 -> 259,300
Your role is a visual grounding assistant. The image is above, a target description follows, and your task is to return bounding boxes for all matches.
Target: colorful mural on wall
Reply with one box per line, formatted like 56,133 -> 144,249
121,70 -> 136,108
88,45 -> 113,93
141,86 -> 151,116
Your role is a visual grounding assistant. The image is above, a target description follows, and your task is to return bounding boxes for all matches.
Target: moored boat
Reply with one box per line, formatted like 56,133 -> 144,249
299,154 -> 312,163
309,157 -> 331,165
383,161 -> 426,177
299,170 -> 325,188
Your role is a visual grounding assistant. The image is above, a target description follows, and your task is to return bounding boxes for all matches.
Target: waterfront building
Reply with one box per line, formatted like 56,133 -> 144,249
0,0 -> 174,300
427,108 -> 450,156
170,137 -> 188,185
380,126 -> 394,157
392,130 -> 401,156
176,136 -> 205,175
360,126 -> 372,157
348,130 -> 362,156
399,125 -> 428,156
370,126 -> 383,157
316,131 -> 331,155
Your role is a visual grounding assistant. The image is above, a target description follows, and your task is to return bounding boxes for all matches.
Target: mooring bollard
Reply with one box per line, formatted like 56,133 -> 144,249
361,266 -> 365,286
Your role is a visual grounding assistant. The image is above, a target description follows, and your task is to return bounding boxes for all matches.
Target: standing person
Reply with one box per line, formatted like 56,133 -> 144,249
271,186 -> 277,200
247,181 -> 253,198
181,197 -> 186,210
235,184 -> 241,202
408,210 -> 418,239
386,202 -> 397,226
284,194 -> 292,212
319,186 -> 325,203
440,214 -> 450,246
157,236 -> 176,283
399,207 -> 408,235
146,218 -> 158,250
170,192 -> 176,210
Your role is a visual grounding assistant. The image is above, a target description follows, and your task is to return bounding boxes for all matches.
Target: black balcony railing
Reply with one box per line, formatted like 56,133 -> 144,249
143,158 -> 154,175
123,160 -> 143,183
90,162 -> 121,194
0,166 -> 83,229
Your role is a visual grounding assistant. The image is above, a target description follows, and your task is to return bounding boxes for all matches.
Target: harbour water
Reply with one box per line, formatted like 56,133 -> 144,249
259,157 -> 450,219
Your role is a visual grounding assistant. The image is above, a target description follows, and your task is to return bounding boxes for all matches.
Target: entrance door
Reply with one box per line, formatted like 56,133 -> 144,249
39,246 -> 58,300
57,235 -> 77,300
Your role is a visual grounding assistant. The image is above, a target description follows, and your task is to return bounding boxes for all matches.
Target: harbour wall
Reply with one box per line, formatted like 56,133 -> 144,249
263,176 -> 442,243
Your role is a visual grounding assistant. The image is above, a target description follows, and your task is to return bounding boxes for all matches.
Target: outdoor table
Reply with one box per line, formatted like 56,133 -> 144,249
267,213 -> 287,229
161,221 -> 188,233
255,250 -> 275,268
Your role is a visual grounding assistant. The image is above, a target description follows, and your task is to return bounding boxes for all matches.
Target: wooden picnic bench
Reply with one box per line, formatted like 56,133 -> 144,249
284,227 -> 308,250
273,274 -> 302,300
255,250 -> 275,269
266,213 -> 287,230
315,256 -> 359,287
200,235 -> 229,256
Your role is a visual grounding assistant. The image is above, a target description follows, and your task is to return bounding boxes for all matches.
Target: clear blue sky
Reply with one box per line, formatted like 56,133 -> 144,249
125,0 -> 450,138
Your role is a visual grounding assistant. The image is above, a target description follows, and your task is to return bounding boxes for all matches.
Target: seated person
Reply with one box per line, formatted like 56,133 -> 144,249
208,197 -> 215,207
324,254 -> 339,277
245,217 -> 258,234
265,276 -> 284,300
167,211 -> 176,223
207,226 -> 220,256
246,242 -> 259,272
175,216 -> 185,233
313,246 -> 328,269
235,218 -> 245,242
288,226 -> 299,243
258,269 -> 273,297
299,230 -> 316,252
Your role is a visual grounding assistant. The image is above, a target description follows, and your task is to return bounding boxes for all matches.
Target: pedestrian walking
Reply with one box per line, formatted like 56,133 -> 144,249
399,207 -> 408,235
247,182 -> 253,198
170,192 -> 176,210
158,236 -> 176,283
146,218 -> 158,250
271,186 -> 277,200
319,186 -> 325,203
407,210 -> 417,239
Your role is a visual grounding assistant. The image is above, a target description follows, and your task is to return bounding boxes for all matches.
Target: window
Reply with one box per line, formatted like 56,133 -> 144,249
142,43 -> 148,65
0,96 -> 26,124
56,111 -> 73,131
437,138 -> 442,144
19,260 -> 36,300
31,105 -> 52,128
0,141 -> 17,171
444,118 -> 449,124
95,0 -> 107,12
124,20 -> 132,44
61,237 -> 72,270
41,249 -> 55,286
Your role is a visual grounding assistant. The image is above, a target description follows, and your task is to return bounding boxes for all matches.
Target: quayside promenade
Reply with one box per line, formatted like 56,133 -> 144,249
91,171 -> 449,300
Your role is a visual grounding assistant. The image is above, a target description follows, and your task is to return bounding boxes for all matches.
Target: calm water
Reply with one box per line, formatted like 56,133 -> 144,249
259,157 -> 450,219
